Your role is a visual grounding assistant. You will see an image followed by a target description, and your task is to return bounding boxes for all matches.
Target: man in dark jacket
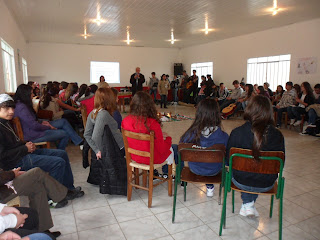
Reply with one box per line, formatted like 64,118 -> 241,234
130,67 -> 145,96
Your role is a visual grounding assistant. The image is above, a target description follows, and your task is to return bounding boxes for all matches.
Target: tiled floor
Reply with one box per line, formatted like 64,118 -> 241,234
50,105 -> 320,240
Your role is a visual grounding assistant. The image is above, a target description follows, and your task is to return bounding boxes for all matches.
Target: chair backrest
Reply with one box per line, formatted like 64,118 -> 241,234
11,117 -> 24,141
81,105 -> 88,129
178,143 -> 226,163
37,109 -> 53,121
229,148 -> 285,175
122,128 -> 155,165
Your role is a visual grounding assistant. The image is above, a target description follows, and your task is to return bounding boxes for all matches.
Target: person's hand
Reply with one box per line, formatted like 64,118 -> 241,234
0,206 -> 20,216
49,124 -> 57,130
76,108 -> 81,112
25,142 -> 35,153
12,167 -> 25,178
0,231 -> 22,240
96,151 -> 102,160
41,121 -> 50,126
15,213 -> 28,228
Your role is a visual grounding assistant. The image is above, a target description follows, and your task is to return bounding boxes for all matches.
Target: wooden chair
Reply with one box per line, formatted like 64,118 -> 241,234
11,117 -> 50,148
219,148 -> 285,240
172,143 -> 226,223
122,128 -> 172,208
37,109 -> 53,121
80,105 -> 88,130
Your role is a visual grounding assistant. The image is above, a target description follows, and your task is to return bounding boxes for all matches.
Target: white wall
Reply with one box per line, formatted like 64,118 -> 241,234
181,18 -> 320,89
28,43 -> 180,87
0,0 -> 27,92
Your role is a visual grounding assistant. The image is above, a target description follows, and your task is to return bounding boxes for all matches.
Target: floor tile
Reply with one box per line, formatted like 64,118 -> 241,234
296,215 -> 320,239
156,207 -> 204,234
72,192 -> 109,212
208,215 -> 263,240
110,199 -> 153,222
288,192 -> 320,214
119,215 -> 169,240
74,206 -> 117,231
51,212 -> 77,235
172,225 -> 220,240
58,233 -> 79,240
78,224 -> 126,240
267,225 -> 317,240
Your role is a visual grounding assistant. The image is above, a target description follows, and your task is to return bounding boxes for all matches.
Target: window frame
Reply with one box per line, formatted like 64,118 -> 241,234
22,57 -> 28,84
1,38 -> 17,92
190,62 -> 213,88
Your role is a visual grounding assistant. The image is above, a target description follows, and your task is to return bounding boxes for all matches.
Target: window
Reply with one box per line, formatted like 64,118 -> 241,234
22,58 -> 28,84
191,62 -> 213,87
90,61 -> 120,84
1,39 -> 16,92
247,54 -> 291,91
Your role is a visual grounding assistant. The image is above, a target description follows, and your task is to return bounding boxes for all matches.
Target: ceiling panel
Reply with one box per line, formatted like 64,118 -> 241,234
4,0 -> 320,48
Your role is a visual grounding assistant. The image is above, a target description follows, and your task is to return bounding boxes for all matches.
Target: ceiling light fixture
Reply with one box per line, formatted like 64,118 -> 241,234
170,30 -> 176,44
81,25 -> 90,39
200,15 -> 214,34
92,4 -> 106,26
126,26 -> 133,45
272,0 -> 279,15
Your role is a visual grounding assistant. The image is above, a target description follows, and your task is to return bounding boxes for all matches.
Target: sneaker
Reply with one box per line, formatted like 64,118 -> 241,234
293,120 -> 302,126
290,119 -> 295,125
65,189 -> 85,200
180,181 -> 187,188
316,133 -> 320,137
243,201 -> 255,218
48,199 -> 68,209
206,186 -> 215,197
276,124 -> 281,129
307,124 -> 316,128
239,204 -> 247,217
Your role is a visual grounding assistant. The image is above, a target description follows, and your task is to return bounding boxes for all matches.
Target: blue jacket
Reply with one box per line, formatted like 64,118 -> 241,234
181,127 -> 229,176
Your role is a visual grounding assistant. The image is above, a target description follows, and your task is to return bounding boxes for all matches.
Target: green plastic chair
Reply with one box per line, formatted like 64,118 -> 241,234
219,148 -> 285,240
172,143 -> 226,223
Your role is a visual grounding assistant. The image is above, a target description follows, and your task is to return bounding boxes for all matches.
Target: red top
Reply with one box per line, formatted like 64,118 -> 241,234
81,96 -> 94,116
122,115 -> 172,165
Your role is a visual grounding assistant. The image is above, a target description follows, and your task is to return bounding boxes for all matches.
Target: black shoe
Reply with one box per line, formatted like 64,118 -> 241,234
66,189 -> 85,200
180,181 -> 187,188
44,230 -> 61,239
164,106 -> 168,109
74,186 -> 82,192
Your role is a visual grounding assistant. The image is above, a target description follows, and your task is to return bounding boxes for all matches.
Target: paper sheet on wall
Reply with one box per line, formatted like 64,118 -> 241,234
297,57 -> 317,74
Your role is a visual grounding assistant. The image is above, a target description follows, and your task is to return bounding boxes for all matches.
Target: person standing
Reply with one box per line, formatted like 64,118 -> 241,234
181,70 -> 189,103
148,72 -> 159,102
191,70 -> 199,104
170,75 -> 180,103
130,67 -> 145,96
158,74 -> 171,108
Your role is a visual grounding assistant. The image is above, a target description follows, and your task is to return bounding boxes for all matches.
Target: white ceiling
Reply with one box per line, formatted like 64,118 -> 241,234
4,0 -> 320,48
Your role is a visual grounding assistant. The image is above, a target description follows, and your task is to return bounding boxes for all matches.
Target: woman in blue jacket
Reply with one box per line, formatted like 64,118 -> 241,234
173,98 -> 229,197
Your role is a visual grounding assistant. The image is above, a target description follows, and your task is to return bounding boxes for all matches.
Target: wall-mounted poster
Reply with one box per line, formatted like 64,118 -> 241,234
297,57 -> 317,74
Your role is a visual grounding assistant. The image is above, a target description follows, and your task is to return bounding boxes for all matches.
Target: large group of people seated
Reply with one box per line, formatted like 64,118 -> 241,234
0,67 -> 319,239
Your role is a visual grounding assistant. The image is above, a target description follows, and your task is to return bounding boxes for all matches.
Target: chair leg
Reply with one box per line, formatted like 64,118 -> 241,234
142,170 -> 147,187
134,168 -> 139,188
172,171 -> 179,223
219,185 -> 228,235
148,169 -> 154,208
168,164 -> 172,196
232,190 -> 235,213
269,195 -> 274,218
218,183 -> 222,205
127,167 -> 133,202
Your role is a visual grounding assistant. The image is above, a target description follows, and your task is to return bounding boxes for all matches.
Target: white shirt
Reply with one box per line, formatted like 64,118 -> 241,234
0,204 -> 17,234
298,94 -> 306,108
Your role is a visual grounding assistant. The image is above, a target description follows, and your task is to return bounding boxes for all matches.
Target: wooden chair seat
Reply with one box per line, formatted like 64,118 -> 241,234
231,182 -> 278,195
129,160 -> 168,171
181,167 -> 222,184
6,196 -> 20,207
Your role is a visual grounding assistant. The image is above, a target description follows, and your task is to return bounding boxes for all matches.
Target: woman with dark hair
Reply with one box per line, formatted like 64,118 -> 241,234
13,84 -> 83,150
257,86 -> 270,98
293,84 -> 301,96
226,95 -> 285,217
78,84 -> 98,116
272,85 -> 285,106
75,84 -> 88,102
287,81 -> 315,126
263,82 -> 273,97
40,86 -> 81,128
121,91 -> 172,165
174,99 -> 228,197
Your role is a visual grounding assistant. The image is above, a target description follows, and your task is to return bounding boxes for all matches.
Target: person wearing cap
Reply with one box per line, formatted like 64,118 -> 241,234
0,94 -> 84,201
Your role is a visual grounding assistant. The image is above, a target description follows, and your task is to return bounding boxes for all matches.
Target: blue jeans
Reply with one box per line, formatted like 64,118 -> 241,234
308,109 -> 318,125
33,118 -> 82,150
232,178 -> 275,204
17,148 -> 75,189
149,89 -> 157,101
28,233 -> 52,240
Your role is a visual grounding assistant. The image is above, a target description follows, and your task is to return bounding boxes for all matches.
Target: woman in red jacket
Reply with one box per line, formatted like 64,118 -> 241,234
122,91 -> 172,166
